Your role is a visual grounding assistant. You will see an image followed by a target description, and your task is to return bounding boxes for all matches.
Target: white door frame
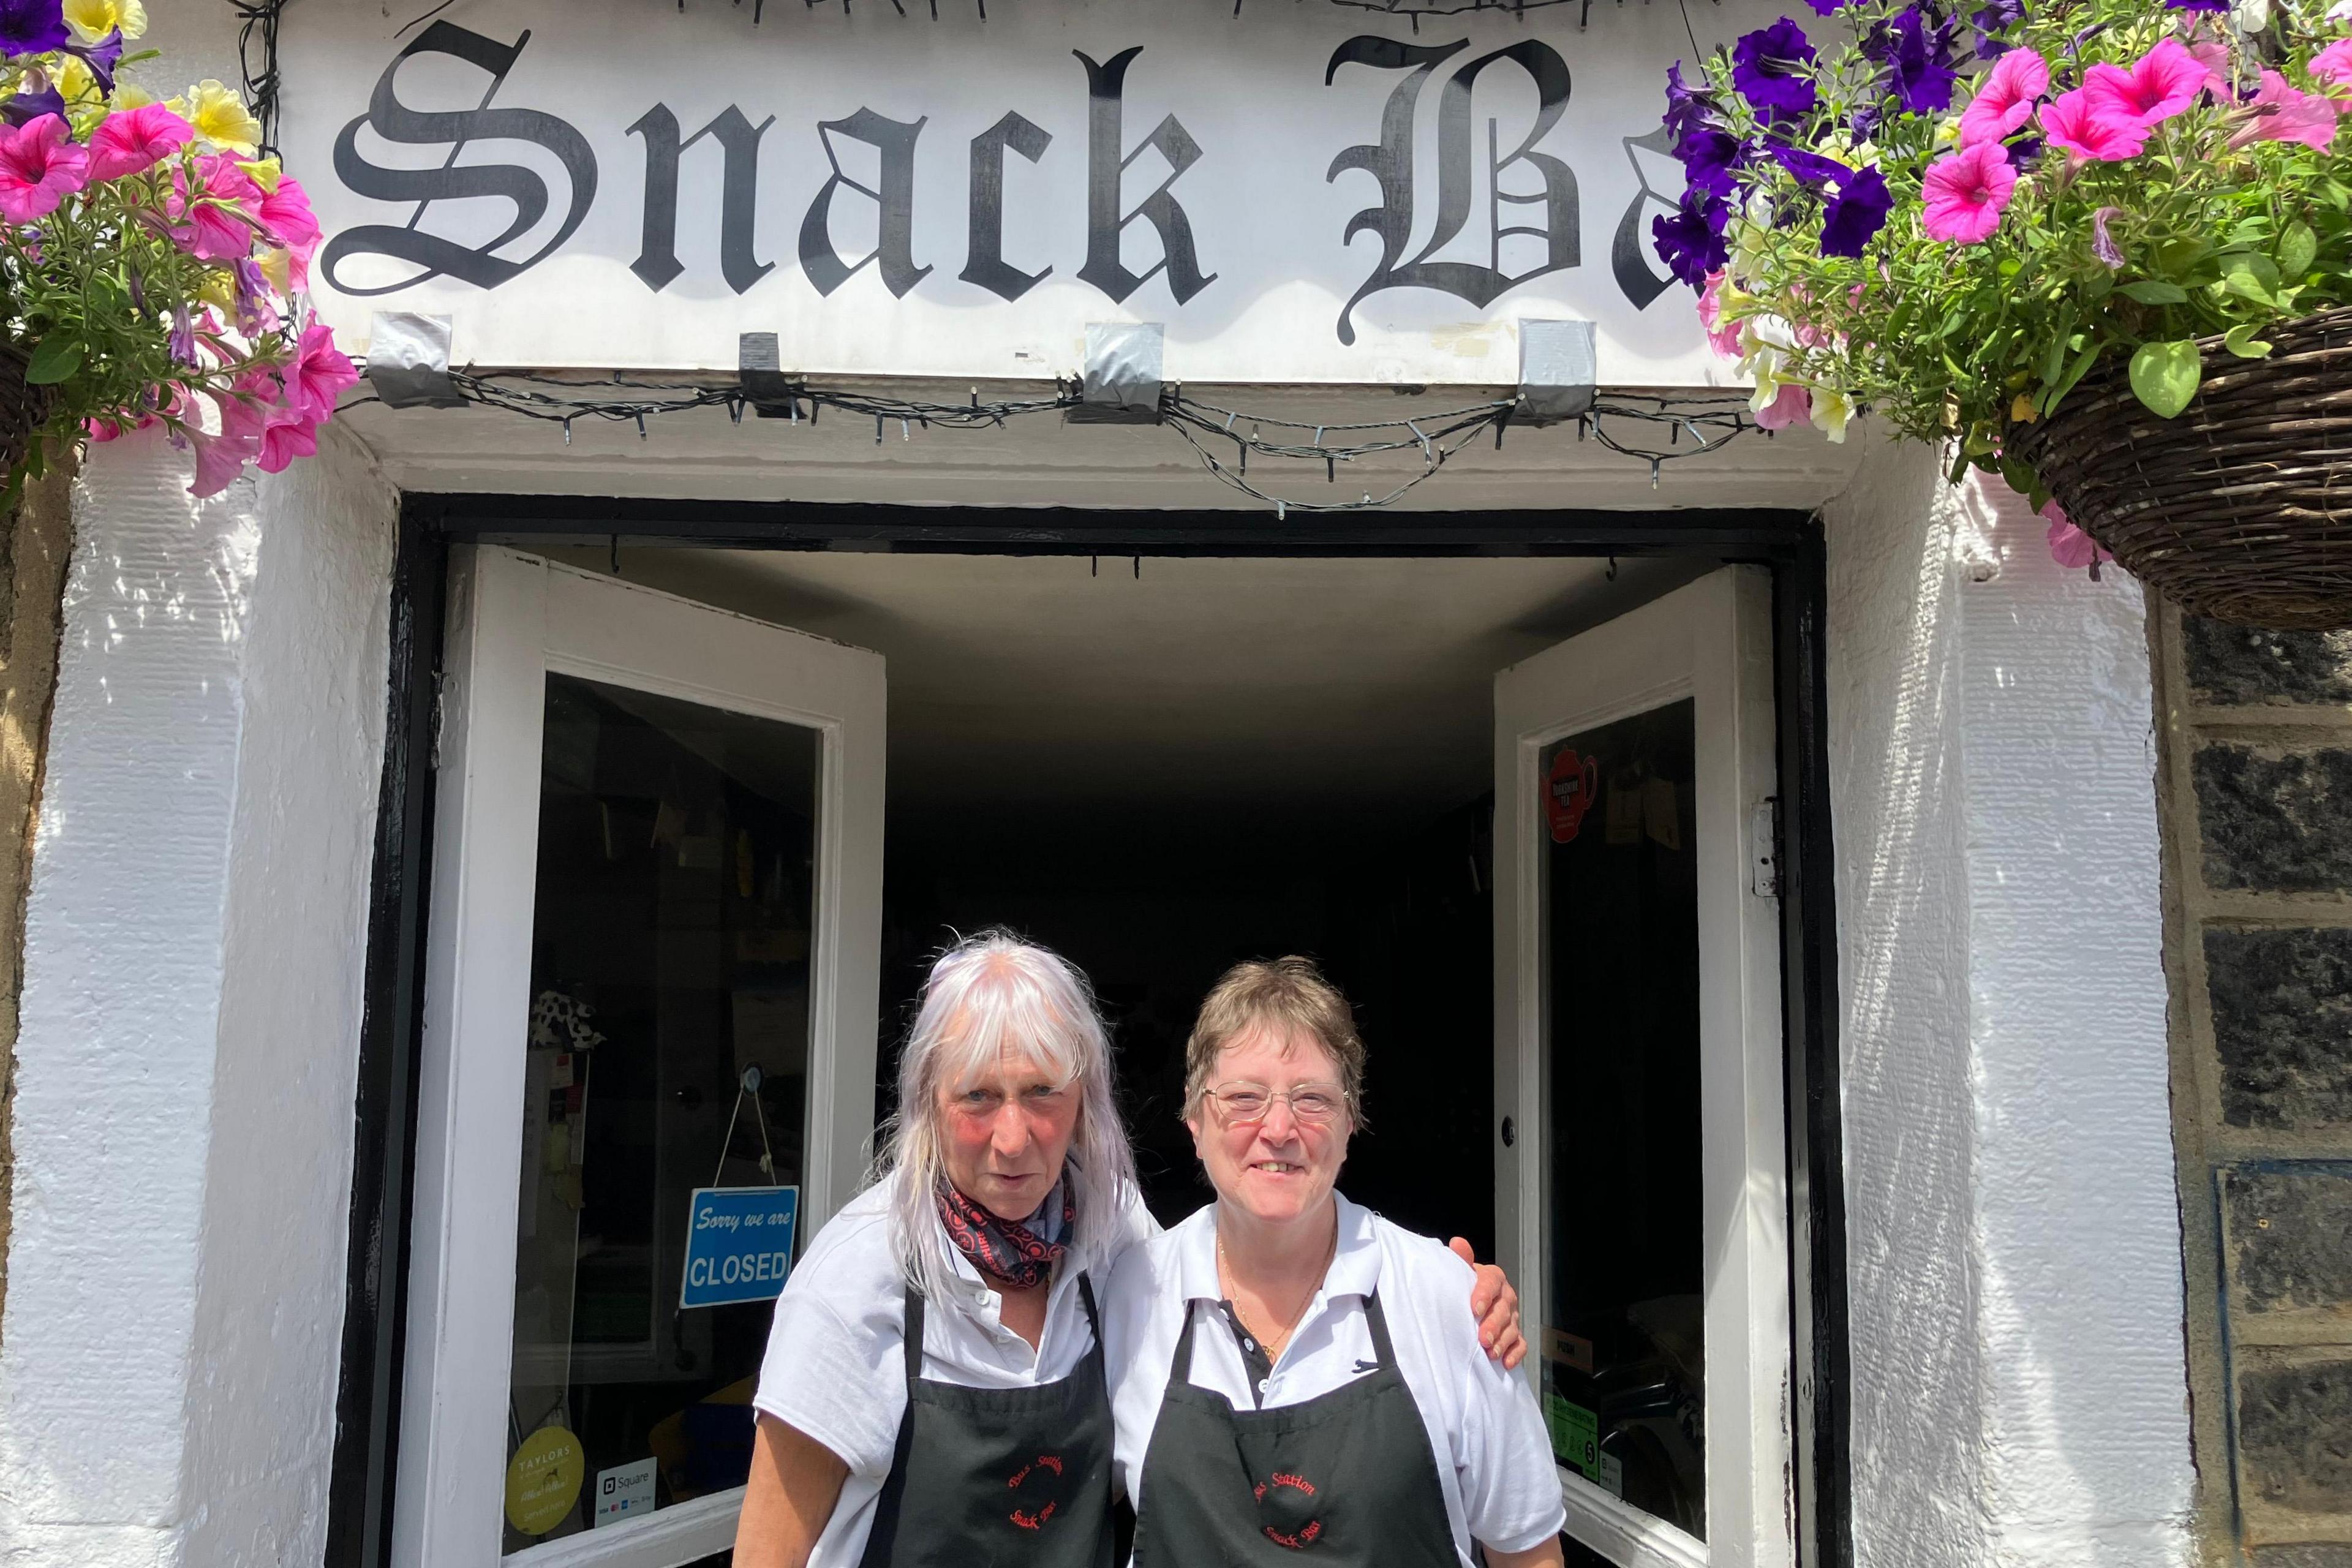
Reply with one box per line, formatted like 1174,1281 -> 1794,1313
1493,567 -> 1792,1568
391,546 -> 887,1568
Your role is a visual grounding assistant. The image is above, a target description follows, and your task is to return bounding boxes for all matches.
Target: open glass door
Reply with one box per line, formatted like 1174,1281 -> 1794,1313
394,548 -> 886,1568
1493,568 -> 1791,1568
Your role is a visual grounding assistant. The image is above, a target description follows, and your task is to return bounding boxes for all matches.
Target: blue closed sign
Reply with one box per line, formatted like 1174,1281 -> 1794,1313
679,1185 -> 800,1309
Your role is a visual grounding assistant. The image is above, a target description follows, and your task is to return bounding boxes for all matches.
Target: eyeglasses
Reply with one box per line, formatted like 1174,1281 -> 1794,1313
1205,1080 -> 1348,1126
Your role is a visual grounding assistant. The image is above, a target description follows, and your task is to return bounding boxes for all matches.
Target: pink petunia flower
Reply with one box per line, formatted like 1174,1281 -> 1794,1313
168,151 -> 263,262
2041,501 -> 2113,570
187,424 -> 258,499
0,115 -> 87,225
258,405 -> 320,472
256,174 -> 320,286
2081,38 -> 2211,129
1961,48 -> 2050,146
86,102 -> 193,182
1753,382 -> 1811,431
2229,69 -> 2342,150
286,322 -> 359,424
1920,142 -> 2017,244
2189,40 -> 2233,100
2312,38 -> 2352,88
2039,88 -> 2153,163
1696,271 -> 1742,359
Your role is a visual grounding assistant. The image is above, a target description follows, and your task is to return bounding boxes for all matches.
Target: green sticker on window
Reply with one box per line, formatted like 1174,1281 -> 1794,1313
1545,1393 -> 1602,1479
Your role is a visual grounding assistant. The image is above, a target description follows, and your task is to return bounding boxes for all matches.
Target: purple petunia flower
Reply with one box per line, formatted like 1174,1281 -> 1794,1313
0,83 -> 61,126
168,304 -> 197,367
1654,190 -> 1730,288
1805,0 -> 1858,14
2005,135 -> 2044,168
1970,0 -> 2024,57
1678,126 -> 1747,201
0,0 -> 68,59
2164,0 -> 2228,11
2090,206 -> 2126,269
1664,62 -> 1722,149
1819,165 -> 1892,257
1733,19 -> 1819,125
64,27 -> 121,94
1865,6 -> 1961,116
1768,141 -> 1853,187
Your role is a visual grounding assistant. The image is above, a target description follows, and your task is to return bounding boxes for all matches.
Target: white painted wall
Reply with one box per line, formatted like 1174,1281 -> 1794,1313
0,427 -> 397,1568
1823,443 -> 2195,1568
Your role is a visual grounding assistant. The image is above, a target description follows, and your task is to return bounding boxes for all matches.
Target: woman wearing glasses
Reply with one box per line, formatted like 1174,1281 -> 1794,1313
1104,956 -> 1567,1568
734,932 -> 1525,1568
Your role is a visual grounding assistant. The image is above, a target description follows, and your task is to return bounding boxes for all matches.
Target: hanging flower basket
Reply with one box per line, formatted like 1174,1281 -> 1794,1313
1646,0 -> 2352,624
0,1 -> 358,505
2008,306 -> 2352,628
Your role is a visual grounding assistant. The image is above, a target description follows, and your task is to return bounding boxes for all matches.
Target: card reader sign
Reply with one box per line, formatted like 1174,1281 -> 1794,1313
680,1185 -> 799,1308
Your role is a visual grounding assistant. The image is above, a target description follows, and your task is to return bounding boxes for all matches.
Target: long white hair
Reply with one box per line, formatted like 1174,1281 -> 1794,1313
872,929 -> 1139,1303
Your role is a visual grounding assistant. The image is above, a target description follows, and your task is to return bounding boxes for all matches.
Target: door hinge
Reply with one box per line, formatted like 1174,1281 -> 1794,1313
1751,795 -> 1782,898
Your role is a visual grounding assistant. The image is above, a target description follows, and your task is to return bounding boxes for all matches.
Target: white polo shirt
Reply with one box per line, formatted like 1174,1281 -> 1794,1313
752,1172 -> 1158,1568
1099,1194 -> 1566,1564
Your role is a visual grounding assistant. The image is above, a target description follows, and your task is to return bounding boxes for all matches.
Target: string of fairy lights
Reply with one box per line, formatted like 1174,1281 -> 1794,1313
339,369 -> 1758,513
242,0 -> 1758,514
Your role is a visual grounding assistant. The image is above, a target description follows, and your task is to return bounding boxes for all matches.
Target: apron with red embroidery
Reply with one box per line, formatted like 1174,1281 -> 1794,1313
1129,1290 -> 1460,1567
858,1275 -> 1114,1568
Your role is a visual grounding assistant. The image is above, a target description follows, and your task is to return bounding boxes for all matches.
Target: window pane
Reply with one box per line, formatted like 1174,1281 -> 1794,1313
1539,698 -> 1705,1540
504,674 -> 819,1553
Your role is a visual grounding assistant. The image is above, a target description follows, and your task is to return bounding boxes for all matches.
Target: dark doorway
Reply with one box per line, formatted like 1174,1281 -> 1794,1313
878,794 -> 1498,1255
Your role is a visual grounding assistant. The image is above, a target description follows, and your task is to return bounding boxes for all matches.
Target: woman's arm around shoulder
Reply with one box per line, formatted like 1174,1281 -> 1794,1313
1483,1536 -> 1567,1568
734,1414 -> 851,1568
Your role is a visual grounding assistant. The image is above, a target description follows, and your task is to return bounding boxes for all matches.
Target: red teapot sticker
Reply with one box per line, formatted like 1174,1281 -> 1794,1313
1545,748 -> 1601,844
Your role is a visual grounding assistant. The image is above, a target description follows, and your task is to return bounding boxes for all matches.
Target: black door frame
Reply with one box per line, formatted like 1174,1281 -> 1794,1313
323,494 -> 1851,1568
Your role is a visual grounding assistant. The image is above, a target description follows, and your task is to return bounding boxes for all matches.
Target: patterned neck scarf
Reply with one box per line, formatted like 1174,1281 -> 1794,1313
938,1175 -> 1073,1291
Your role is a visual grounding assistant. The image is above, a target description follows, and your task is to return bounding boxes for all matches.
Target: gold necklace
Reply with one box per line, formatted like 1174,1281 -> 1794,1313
1215,1218 -> 1338,1361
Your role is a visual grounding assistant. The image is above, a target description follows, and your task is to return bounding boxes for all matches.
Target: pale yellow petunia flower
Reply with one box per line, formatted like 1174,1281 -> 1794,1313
111,82 -> 157,110
178,80 -> 262,156
64,0 -> 146,43
238,157 -> 282,194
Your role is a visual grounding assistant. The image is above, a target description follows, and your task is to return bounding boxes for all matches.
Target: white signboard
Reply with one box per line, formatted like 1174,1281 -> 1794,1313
281,0 -> 1770,385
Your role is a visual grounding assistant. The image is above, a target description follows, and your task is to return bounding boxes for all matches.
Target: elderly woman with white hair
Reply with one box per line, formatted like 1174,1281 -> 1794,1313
734,931 -> 1523,1568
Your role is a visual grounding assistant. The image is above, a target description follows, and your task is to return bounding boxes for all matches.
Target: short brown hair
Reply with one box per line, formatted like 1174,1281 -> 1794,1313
1185,956 -> 1367,1123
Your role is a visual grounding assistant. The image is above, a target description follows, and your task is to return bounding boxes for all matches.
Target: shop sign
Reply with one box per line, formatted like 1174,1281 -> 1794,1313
280,0 -> 1779,386
680,1183 -> 801,1308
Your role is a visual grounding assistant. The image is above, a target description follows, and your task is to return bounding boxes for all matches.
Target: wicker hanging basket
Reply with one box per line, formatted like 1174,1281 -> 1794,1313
2009,306 -> 2352,630
0,342 -> 48,484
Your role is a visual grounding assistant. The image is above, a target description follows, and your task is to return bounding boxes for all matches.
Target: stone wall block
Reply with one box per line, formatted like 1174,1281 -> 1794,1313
2187,619 -> 2352,707
2237,1353 -> 2352,1516
2253,1548 -> 2352,1568
2224,1164 -> 2352,1314
2206,927 -> 2352,1129
2195,744 -> 2352,894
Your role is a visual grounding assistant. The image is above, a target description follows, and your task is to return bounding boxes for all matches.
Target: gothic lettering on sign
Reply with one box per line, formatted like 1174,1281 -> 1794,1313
1324,35 -> 1579,345
1611,126 -> 1678,311
320,21 -> 598,296
1074,48 -> 1218,306
799,108 -> 933,298
630,104 -> 777,295
962,110 -> 1054,302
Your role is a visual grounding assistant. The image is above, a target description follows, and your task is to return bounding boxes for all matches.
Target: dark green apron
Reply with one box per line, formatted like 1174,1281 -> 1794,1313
858,1274 -> 1115,1568
1130,1290 -> 1461,1566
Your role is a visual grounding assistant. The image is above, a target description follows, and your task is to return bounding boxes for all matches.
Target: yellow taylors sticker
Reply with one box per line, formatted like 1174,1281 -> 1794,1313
505,1425 -> 585,1536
